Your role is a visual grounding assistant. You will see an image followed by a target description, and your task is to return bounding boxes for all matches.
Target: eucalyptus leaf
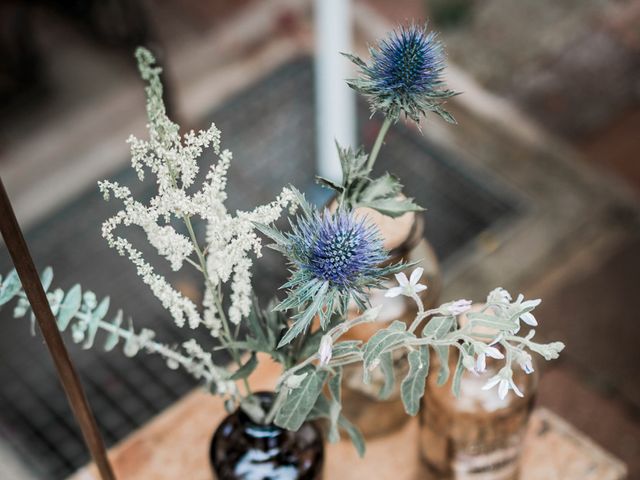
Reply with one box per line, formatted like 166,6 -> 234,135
104,309 -> 124,351
123,318 -> 140,357
40,267 -> 54,293
83,296 -> 110,349
401,346 -> 429,415
0,270 -> 21,306
57,284 -> 82,331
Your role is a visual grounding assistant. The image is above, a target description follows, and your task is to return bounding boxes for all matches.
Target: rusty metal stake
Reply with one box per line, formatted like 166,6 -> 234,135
0,178 -> 116,480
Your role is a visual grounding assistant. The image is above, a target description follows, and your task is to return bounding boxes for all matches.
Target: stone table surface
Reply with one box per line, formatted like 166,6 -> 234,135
69,357 -> 627,480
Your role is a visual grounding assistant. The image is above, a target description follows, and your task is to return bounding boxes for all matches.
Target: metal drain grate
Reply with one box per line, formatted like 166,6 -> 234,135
0,57 -> 519,479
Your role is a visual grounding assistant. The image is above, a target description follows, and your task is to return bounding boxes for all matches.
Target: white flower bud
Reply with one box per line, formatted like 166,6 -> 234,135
318,334 -> 333,366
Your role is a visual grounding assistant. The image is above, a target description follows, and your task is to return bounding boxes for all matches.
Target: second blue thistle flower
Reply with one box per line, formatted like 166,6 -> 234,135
345,24 -> 457,124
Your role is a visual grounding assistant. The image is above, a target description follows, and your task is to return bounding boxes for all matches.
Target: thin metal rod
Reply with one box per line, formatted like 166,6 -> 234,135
0,178 -> 116,480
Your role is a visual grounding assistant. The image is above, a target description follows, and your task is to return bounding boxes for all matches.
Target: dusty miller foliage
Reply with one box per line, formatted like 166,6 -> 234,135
0,31 -> 564,458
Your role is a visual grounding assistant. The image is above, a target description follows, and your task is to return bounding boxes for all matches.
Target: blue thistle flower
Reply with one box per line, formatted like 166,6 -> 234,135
292,210 -> 387,289
255,189 -> 403,347
345,24 -> 457,124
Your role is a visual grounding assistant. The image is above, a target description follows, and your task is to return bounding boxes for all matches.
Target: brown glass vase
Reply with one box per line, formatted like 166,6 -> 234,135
210,392 -> 325,480
419,349 -> 538,480
339,211 -> 442,438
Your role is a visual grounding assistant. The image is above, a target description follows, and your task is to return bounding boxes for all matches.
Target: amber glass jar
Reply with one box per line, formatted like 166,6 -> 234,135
210,392 -> 324,480
339,210 -> 442,438
419,348 -> 538,480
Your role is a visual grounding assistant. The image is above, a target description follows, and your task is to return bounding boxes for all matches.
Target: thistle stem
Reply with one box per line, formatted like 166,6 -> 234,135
366,117 -> 392,171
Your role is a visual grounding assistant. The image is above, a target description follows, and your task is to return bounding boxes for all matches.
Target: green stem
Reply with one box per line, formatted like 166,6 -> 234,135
264,388 -> 287,425
366,117 -> 392,172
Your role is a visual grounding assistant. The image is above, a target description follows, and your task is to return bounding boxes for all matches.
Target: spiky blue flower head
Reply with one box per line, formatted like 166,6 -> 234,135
345,24 -> 457,124
292,209 -> 387,289
256,190 -> 404,347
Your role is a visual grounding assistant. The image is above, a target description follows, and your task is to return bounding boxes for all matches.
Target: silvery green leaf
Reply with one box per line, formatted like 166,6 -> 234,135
358,173 -> 401,203
451,352 -> 465,397
327,369 -> 343,443
275,279 -> 323,312
40,267 -> 53,293
83,296 -> 110,349
275,367 -> 328,431
277,281 -> 329,348
308,394 -> 365,457
378,352 -> 395,400
401,346 -> 429,415
230,353 -> 258,381
363,320 -> 413,375
422,316 -> 455,339
104,309 -> 124,351
57,284 -> 82,331
435,346 -> 450,386
339,416 -> 365,457
0,270 -> 21,306
357,197 -> 423,218
331,340 -> 362,359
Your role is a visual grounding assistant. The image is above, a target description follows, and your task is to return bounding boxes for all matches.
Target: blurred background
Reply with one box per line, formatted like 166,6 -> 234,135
0,0 -> 639,479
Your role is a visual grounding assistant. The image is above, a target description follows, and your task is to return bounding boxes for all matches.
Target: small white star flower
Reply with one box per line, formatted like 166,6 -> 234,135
475,345 -> 504,373
482,367 -> 523,399
385,267 -> 427,298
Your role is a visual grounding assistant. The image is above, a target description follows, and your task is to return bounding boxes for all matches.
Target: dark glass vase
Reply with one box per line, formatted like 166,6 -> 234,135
210,392 -> 325,480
